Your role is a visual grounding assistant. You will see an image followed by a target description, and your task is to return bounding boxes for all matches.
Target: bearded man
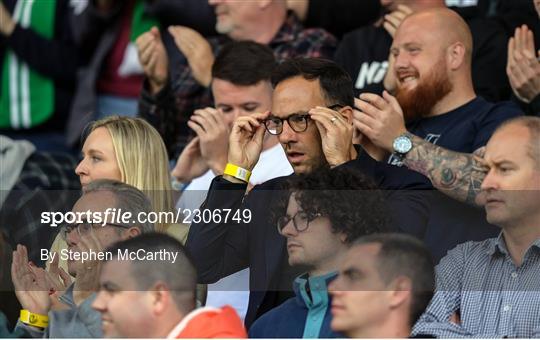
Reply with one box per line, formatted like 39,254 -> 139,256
352,8 -> 523,261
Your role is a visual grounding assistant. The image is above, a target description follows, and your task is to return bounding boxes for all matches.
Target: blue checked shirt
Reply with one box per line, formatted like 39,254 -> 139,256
413,234 -> 540,338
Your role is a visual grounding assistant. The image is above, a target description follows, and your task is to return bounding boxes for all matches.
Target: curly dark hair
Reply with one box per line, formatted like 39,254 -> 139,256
272,166 -> 390,243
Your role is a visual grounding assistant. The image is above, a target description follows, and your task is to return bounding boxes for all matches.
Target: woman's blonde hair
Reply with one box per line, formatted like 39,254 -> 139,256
87,116 -> 173,232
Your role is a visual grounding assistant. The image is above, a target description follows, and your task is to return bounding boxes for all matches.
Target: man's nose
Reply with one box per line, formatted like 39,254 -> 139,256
92,291 -> 106,312
480,169 -> 498,191
281,218 -> 298,237
394,52 -> 411,71
279,121 -> 297,144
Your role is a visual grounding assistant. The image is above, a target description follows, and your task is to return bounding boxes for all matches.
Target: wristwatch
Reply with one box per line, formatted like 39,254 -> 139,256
392,132 -> 413,160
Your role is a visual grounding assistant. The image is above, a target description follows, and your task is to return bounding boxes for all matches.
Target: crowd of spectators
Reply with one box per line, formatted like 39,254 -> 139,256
1,0 -> 539,338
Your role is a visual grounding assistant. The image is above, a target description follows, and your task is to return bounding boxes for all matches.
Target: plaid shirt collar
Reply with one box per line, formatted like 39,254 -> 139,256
487,232 -> 540,258
269,11 -> 304,47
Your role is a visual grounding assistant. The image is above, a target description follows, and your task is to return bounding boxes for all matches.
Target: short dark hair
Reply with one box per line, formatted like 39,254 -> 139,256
105,233 -> 197,314
274,166 -> 390,243
353,233 -> 435,327
211,41 -> 276,86
271,57 -> 354,107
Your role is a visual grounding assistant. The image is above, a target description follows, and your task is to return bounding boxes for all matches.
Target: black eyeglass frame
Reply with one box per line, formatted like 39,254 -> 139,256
263,104 -> 344,136
277,211 -> 323,235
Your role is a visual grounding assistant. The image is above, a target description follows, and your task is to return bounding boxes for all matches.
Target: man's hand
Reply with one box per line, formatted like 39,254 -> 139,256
44,252 -> 72,295
309,106 -> 355,167
188,108 -> 230,175
228,112 -> 270,173
136,26 -> 169,94
171,137 -> 209,183
73,233 -> 103,306
383,4 -> 413,38
507,25 -> 540,103
11,245 -> 51,315
381,5 -> 412,93
352,99 -> 389,161
0,2 -> 15,37
168,26 -> 214,87
30,258 -> 71,312
353,91 -> 407,152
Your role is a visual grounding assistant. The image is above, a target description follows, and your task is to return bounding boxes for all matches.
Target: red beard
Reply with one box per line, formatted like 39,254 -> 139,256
395,60 -> 453,122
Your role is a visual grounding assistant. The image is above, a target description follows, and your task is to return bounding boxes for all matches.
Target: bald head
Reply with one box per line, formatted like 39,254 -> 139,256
495,116 -> 540,170
399,8 -> 473,65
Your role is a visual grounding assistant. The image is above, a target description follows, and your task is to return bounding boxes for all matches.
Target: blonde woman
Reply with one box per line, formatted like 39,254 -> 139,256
49,116 -> 189,272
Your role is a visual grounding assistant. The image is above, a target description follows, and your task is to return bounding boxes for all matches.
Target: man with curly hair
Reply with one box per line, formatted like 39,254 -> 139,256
187,57 -> 431,328
248,166 -> 390,338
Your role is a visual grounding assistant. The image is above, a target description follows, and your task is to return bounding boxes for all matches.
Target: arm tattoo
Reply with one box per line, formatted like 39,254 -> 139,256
402,135 -> 487,207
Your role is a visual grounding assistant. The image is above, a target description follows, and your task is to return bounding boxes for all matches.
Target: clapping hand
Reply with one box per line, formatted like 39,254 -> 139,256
168,26 -> 214,87
507,25 -> 540,103
136,27 -> 169,94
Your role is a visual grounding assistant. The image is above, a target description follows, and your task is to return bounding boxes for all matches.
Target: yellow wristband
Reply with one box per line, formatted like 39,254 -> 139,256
20,309 -> 49,329
224,163 -> 251,183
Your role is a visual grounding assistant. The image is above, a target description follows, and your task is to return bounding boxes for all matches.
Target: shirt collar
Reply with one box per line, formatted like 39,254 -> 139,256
487,232 -> 540,258
487,233 -> 508,257
59,283 -> 76,307
269,11 -> 303,46
294,272 -> 337,308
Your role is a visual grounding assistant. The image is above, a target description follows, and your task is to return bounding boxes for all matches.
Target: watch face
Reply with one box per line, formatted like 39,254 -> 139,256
393,136 -> 412,154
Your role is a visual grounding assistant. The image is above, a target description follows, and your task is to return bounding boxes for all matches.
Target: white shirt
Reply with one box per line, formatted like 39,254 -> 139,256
176,143 -> 292,320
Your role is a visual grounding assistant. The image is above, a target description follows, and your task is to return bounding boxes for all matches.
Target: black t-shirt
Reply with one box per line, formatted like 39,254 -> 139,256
366,97 -> 523,262
397,97 -> 520,161
334,25 -> 392,97
334,15 -> 511,101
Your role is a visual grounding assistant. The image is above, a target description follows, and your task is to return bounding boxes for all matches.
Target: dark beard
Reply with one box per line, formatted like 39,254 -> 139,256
395,62 -> 453,122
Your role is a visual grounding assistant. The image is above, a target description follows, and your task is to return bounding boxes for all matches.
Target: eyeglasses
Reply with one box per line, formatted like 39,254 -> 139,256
60,222 -> 130,240
277,211 -> 322,235
264,104 -> 343,135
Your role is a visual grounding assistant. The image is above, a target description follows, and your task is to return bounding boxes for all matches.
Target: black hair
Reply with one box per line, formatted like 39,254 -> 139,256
212,41 -> 276,86
273,166 -> 390,243
271,57 -> 354,107
354,233 -> 435,327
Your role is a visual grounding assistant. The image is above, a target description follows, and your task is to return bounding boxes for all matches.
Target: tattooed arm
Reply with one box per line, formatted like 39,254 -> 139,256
403,134 -> 488,207
352,92 -> 489,206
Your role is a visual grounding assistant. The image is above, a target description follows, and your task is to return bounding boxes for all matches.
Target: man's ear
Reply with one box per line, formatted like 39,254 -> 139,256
339,232 -> 348,244
150,282 -> 171,316
447,42 -> 466,71
126,227 -> 142,238
388,276 -> 412,310
338,106 -> 354,124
